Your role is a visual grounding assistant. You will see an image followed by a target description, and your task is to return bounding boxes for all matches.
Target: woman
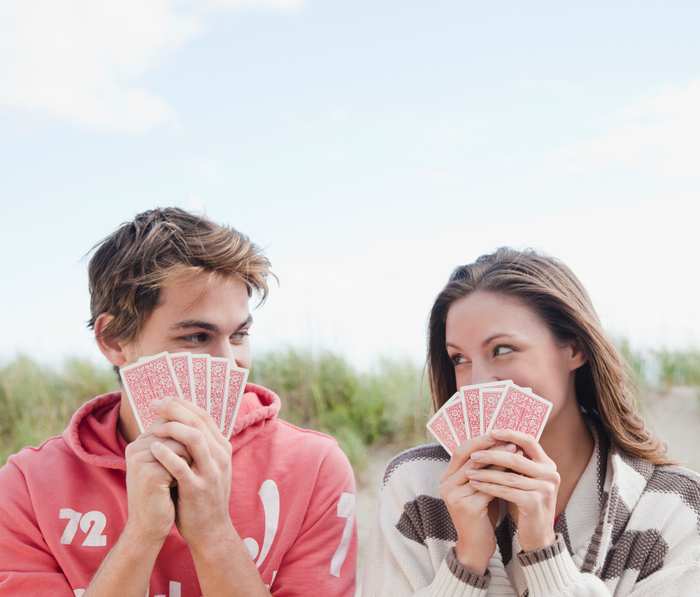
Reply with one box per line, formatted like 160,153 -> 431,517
363,248 -> 700,596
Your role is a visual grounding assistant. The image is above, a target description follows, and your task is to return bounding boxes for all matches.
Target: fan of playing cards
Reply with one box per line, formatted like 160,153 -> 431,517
427,381 -> 553,456
119,352 -> 249,439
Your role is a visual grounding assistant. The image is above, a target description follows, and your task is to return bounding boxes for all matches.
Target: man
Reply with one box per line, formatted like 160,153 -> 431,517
0,208 -> 357,596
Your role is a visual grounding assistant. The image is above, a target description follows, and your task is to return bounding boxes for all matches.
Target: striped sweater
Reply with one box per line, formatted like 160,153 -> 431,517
362,424 -> 700,596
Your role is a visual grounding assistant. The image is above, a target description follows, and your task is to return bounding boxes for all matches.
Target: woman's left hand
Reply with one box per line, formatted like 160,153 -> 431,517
463,428 -> 560,552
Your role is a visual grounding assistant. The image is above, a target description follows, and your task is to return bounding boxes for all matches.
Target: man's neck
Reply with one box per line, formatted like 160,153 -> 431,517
118,392 -> 141,444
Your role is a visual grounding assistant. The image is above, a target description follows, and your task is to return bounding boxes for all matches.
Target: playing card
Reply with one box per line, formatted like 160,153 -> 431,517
221,366 -> 249,438
119,352 -> 183,433
208,357 -> 231,427
480,384 -> 507,434
427,410 -> 459,456
461,386 -> 483,438
487,384 -> 553,441
191,354 -> 209,411
443,392 -> 469,446
168,352 -> 195,403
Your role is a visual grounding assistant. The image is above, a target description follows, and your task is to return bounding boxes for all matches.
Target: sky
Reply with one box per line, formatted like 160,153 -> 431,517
1,1 -> 699,371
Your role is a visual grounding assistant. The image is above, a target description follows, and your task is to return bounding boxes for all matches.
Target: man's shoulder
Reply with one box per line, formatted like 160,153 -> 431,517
2,434 -> 72,474
0,435 -> 73,504
274,419 -> 342,450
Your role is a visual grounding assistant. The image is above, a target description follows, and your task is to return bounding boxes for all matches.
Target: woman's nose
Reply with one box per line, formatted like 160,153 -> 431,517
470,363 -> 499,386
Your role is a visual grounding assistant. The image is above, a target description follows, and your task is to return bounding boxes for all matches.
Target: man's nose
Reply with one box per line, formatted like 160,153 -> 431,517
209,341 -> 238,365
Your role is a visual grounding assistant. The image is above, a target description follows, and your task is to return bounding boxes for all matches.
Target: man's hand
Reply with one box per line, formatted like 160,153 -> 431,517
123,429 -> 191,546
149,397 -> 233,550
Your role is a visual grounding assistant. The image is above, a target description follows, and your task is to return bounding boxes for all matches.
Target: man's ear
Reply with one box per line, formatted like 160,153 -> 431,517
94,313 -> 130,368
568,339 -> 587,371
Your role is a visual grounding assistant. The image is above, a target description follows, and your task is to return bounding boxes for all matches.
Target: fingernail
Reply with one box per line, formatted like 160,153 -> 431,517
471,452 -> 484,460
505,443 -> 517,451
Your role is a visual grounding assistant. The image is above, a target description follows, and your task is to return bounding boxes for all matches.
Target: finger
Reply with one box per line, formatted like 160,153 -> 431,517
154,398 -> 223,442
464,469 -> 541,491
469,450 -> 550,479
489,429 -> 551,464
442,434 -> 499,480
443,443 -> 519,491
151,421 -> 213,473
128,433 -> 191,465
466,442 -> 517,471
150,441 -> 197,486
467,479 -> 531,507
447,484 -> 496,509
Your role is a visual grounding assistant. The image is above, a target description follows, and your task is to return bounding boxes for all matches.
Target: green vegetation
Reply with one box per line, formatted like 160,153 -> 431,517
653,348 -> 700,389
0,350 -> 431,469
1,343 -> 698,469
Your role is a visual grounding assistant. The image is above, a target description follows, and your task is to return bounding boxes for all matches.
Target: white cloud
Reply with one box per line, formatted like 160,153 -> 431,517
0,0 -> 304,133
0,1 -> 200,133
559,80 -> 700,177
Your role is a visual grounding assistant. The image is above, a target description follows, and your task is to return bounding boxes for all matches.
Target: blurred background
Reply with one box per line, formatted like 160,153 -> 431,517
1,1 -> 700,591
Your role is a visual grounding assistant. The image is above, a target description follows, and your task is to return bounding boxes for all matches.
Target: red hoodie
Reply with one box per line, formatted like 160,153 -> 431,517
0,384 -> 358,596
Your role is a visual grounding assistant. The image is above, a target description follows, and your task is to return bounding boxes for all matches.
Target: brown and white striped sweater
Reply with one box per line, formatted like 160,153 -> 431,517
362,425 -> 700,596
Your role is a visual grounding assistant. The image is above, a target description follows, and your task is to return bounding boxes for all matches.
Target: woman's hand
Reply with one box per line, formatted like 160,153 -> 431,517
439,435 -> 518,575
464,428 -> 560,552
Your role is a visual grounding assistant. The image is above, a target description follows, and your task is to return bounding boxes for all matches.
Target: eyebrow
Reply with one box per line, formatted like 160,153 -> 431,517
170,315 -> 253,334
445,333 -> 516,351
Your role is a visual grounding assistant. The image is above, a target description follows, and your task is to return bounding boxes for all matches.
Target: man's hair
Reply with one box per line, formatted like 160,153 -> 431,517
86,207 -> 272,347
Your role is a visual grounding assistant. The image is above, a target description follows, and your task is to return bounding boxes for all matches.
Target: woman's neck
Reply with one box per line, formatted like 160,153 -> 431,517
539,398 -> 595,517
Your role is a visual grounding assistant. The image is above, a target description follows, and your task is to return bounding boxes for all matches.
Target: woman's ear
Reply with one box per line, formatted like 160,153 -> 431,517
94,313 -> 130,368
568,339 -> 587,371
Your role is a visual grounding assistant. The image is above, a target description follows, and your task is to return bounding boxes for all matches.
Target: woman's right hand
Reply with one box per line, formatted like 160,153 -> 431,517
439,434 -> 517,576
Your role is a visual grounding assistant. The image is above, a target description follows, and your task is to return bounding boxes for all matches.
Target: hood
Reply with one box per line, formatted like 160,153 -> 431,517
63,383 -> 282,471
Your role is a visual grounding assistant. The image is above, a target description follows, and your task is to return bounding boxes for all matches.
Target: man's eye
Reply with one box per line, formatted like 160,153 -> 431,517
182,333 -> 208,344
231,330 -> 250,344
493,345 -> 514,357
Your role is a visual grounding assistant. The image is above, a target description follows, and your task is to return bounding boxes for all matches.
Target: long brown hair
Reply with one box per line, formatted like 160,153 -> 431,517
427,247 -> 672,465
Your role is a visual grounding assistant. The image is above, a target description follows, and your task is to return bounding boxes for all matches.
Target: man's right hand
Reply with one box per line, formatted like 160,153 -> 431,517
123,429 -> 190,546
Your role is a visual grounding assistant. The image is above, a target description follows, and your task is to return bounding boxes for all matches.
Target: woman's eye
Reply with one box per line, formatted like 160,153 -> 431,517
450,354 -> 468,366
493,345 -> 514,357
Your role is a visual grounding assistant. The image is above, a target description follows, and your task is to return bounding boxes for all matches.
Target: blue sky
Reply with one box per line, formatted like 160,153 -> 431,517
1,1 -> 699,369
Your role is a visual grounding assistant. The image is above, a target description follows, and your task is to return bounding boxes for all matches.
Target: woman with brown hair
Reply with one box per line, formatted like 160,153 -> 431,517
363,248 -> 700,596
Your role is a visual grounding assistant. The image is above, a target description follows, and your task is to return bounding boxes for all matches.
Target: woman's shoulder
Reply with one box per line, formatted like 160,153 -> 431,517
380,443 -> 450,493
614,450 -> 700,539
645,462 -> 700,504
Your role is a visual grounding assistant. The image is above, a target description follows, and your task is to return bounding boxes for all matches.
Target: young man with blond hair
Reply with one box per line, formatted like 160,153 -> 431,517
0,208 -> 357,596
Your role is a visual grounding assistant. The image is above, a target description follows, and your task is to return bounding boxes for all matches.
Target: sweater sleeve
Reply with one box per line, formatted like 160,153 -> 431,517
0,459 -> 76,596
270,441 -> 358,597
518,533 -> 700,597
361,465 -> 490,597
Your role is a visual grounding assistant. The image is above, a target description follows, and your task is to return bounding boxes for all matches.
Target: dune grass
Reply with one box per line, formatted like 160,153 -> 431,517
1,342 -> 697,469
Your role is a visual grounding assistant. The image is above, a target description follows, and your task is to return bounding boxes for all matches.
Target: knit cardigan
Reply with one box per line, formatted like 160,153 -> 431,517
362,425 -> 700,596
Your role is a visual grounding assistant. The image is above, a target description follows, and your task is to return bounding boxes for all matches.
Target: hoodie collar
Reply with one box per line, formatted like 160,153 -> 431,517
63,383 -> 282,471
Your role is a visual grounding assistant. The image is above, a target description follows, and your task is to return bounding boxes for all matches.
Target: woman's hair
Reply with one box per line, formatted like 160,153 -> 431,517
427,247 -> 672,465
86,207 -> 273,348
